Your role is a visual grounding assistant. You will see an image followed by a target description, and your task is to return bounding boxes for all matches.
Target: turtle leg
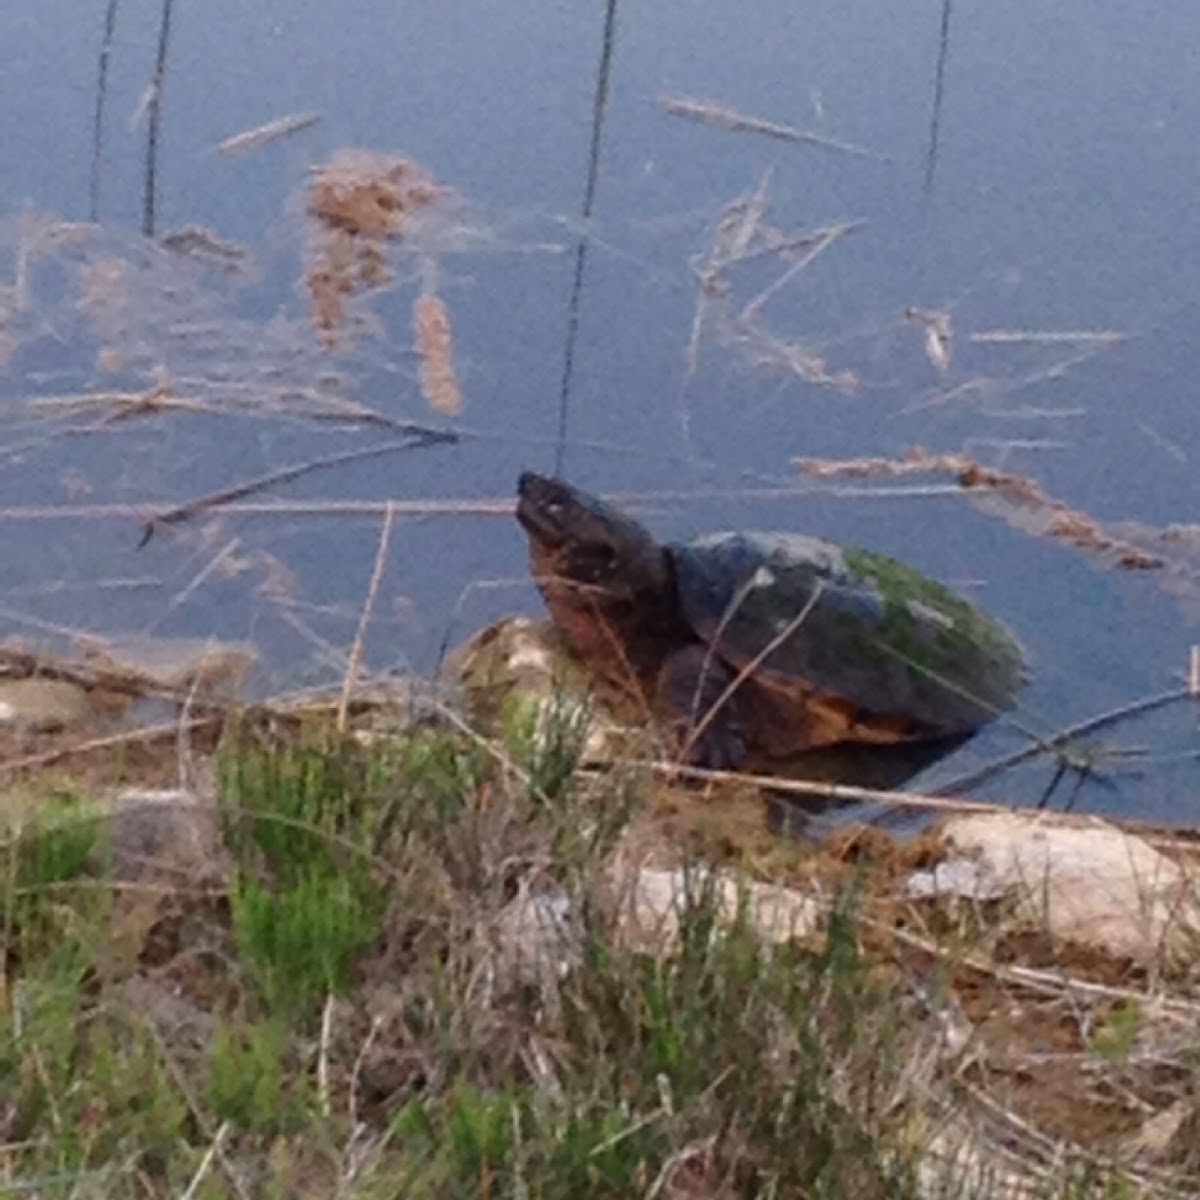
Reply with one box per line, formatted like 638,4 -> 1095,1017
656,644 -> 746,770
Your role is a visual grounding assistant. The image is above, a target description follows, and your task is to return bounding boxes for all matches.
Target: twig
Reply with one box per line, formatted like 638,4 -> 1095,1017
218,111 -> 320,157
740,221 -> 862,322
0,714 -> 220,775
153,536 -> 244,625
932,686 -> 1195,795
684,172 -> 774,382
680,583 -> 825,764
175,668 -> 203,792
318,993 -> 335,1117
796,448 -> 1165,570
138,435 -> 447,545
148,1024 -> 252,1200
646,759 -> 1005,816
180,1122 -> 229,1200
0,484 -> 971,526
660,93 -> 889,161
349,1015 -> 383,1129
905,344 -> 1111,414
968,329 -> 1126,346
337,503 -> 395,733
0,642 -> 213,708
878,918 -> 1200,1021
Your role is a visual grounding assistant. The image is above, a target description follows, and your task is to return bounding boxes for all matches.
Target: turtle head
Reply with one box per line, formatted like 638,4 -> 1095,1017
516,472 -> 670,604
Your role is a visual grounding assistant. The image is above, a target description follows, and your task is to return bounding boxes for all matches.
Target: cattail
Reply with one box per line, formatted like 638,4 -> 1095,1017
414,292 -> 462,416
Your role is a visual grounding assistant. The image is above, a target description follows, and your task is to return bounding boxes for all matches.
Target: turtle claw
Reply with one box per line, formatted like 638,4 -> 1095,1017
657,644 -> 747,772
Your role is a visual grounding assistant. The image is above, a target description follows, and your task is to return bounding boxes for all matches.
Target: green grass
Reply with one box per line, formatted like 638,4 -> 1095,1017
0,716 -> 1185,1198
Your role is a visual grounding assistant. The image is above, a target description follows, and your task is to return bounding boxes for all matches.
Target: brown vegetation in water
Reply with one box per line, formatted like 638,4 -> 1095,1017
304,150 -> 447,346
797,447 -> 1167,571
412,291 -> 462,416
685,170 -> 861,398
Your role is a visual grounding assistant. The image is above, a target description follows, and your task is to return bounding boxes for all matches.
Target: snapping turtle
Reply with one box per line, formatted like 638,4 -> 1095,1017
516,471 -> 1026,780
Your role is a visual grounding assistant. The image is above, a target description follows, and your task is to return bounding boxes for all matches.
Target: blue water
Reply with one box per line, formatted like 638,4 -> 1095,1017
1,0 -> 1197,820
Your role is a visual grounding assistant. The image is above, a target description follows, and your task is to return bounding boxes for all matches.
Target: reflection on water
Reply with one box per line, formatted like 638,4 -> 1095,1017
0,0 -> 1198,821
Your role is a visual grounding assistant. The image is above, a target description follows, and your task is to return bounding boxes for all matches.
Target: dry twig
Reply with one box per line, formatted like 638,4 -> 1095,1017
218,112 -> 320,157
337,503 -> 396,733
138,434 -> 452,545
660,93 -> 888,161
796,448 -> 1165,570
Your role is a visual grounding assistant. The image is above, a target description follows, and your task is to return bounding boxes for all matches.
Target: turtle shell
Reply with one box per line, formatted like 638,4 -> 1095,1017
670,531 -> 1027,736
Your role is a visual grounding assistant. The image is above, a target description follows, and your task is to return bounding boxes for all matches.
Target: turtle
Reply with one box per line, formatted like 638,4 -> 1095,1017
515,470 -> 1027,783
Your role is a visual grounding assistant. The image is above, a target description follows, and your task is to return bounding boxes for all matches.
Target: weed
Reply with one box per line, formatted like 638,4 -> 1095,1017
230,864 -> 380,1015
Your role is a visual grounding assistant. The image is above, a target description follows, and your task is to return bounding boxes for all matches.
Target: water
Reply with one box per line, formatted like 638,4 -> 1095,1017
1,0 -> 1198,821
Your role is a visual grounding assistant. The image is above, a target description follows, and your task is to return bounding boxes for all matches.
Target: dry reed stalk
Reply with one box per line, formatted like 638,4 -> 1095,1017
217,112 -> 320,157
648,760 -> 1005,818
649,751 -> 1200,849
683,176 -> 773,380
659,93 -> 887,161
413,292 -> 462,416
740,220 -> 861,322
155,539 -> 245,626
796,448 -> 1165,570
679,583 -> 825,765
726,319 -> 859,392
138,434 -> 451,545
0,714 -> 220,775
905,344 -> 1113,414
934,685 -> 1195,796
1135,419 -> 1188,463
26,385 -> 206,420
683,168 -> 862,397
0,483 -> 969,527
337,503 -> 396,733
968,329 -> 1125,346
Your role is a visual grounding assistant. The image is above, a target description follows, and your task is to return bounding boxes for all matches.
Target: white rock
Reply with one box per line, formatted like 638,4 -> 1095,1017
0,678 -> 91,731
615,864 -> 823,955
905,856 -> 1009,902
491,884 -> 581,992
929,812 -> 1200,964
105,786 -> 229,885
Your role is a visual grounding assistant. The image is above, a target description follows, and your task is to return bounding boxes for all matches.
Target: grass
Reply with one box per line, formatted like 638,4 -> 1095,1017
0,707 -> 1196,1198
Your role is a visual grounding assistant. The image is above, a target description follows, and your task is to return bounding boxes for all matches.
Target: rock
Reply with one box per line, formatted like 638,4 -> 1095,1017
0,678 -> 92,731
491,882 -> 581,996
446,616 -> 652,764
487,841 -> 824,989
614,865 -> 823,954
97,781 -> 231,968
914,811 -> 1200,964
78,634 -> 256,699
103,783 -> 229,887
905,855 -> 1009,902
122,975 -> 218,1050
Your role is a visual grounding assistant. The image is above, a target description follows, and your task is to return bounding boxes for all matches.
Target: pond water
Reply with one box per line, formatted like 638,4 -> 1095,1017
2,0 -> 1198,820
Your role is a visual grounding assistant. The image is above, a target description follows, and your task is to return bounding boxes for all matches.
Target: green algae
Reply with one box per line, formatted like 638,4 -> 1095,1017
842,545 -> 1026,713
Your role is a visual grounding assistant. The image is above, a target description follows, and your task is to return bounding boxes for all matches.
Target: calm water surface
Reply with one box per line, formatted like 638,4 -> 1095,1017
2,0 -> 1198,819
